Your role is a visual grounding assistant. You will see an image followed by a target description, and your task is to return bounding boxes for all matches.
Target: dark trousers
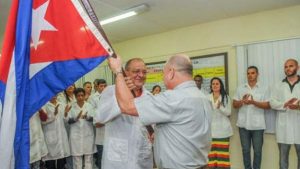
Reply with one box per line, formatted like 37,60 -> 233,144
278,143 -> 300,169
45,158 -> 65,169
239,128 -> 264,169
96,145 -> 103,169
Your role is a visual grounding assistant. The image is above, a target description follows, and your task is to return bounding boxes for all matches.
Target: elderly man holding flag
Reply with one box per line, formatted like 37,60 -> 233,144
0,0 -> 113,168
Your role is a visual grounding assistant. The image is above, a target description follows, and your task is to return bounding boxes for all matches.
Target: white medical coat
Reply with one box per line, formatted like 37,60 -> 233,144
57,93 -> 76,137
270,79 -> 300,144
41,102 -> 70,160
207,94 -> 233,138
90,92 -> 105,145
67,102 -> 96,156
30,112 -> 48,163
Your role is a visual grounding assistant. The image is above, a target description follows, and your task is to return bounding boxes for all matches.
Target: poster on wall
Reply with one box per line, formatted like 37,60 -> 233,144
145,53 -> 228,93
145,62 -> 166,92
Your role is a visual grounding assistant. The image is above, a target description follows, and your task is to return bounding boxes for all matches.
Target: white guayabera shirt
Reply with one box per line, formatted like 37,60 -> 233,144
135,81 -> 212,169
95,85 -> 153,169
233,82 -> 269,130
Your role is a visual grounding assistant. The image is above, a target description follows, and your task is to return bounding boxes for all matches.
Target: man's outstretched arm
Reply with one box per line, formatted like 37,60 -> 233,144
108,56 -> 138,116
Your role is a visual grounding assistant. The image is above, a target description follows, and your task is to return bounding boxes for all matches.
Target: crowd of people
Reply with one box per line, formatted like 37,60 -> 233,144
198,59 -> 300,169
30,80 -> 108,169
27,55 -> 300,169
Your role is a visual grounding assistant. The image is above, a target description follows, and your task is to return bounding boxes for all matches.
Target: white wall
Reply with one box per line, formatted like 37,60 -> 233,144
111,5 -> 300,169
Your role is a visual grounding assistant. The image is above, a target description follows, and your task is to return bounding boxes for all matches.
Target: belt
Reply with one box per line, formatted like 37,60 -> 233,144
196,165 -> 208,169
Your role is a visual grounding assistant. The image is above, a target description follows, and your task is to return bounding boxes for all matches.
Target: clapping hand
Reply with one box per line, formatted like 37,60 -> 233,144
64,105 -> 72,117
54,104 -> 59,116
242,94 -> 250,101
243,94 -> 253,105
81,112 -> 87,119
39,109 -> 48,121
284,98 -> 299,109
95,122 -> 104,128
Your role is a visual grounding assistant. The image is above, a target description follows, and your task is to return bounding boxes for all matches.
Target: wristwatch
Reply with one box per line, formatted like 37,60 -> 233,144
115,70 -> 123,76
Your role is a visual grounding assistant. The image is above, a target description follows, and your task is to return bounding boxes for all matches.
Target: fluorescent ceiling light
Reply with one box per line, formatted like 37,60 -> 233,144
100,4 -> 149,26
100,11 -> 137,25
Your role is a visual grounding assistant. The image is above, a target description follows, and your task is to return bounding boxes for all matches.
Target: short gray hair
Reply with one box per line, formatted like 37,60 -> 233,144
125,58 -> 145,70
167,54 -> 193,76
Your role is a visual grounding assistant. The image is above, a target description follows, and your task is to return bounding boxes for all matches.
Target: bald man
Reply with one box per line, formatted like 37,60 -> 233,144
108,54 -> 212,169
270,59 -> 300,169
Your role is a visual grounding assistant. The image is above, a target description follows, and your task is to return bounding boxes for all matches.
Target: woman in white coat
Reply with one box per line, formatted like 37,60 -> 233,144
57,84 -> 76,169
65,88 -> 96,169
57,84 -> 76,106
30,112 -> 48,169
40,95 -> 70,169
207,77 -> 233,169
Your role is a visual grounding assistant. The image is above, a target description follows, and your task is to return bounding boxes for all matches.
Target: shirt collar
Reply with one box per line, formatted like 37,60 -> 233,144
174,80 -> 196,90
244,81 -> 260,88
282,75 -> 300,92
141,86 -> 150,96
112,84 -> 149,97
282,75 -> 300,83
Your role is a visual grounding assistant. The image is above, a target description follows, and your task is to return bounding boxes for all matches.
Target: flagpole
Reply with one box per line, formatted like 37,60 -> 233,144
79,0 -> 154,134
79,0 -> 138,95
80,0 -> 116,57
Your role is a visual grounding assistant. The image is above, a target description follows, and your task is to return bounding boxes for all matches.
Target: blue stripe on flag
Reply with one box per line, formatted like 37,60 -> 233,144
14,0 -> 32,168
0,81 -> 5,107
0,81 -> 5,122
1,0 -> 110,168
27,56 -> 108,118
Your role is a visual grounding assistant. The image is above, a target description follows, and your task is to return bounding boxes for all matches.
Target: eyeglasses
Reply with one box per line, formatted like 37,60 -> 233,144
130,69 -> 147,75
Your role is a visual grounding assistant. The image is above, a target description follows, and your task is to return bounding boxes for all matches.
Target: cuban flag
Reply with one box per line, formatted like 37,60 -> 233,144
0,0 -> 113,168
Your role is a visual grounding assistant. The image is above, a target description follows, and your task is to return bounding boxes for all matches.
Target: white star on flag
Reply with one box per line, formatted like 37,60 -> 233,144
31,0 -> 57,50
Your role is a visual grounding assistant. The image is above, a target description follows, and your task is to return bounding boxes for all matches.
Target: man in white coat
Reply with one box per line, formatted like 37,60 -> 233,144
270,59 -> 300,169
89,79 -> 107,169
95,58 -> 153,169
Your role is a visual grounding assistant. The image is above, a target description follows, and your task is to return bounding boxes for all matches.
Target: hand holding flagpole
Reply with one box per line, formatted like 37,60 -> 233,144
80,0 -> 136,97
79,1 -> 154,136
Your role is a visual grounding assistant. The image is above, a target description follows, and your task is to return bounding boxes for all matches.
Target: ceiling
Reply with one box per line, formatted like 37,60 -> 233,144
1,0 -> 300,43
